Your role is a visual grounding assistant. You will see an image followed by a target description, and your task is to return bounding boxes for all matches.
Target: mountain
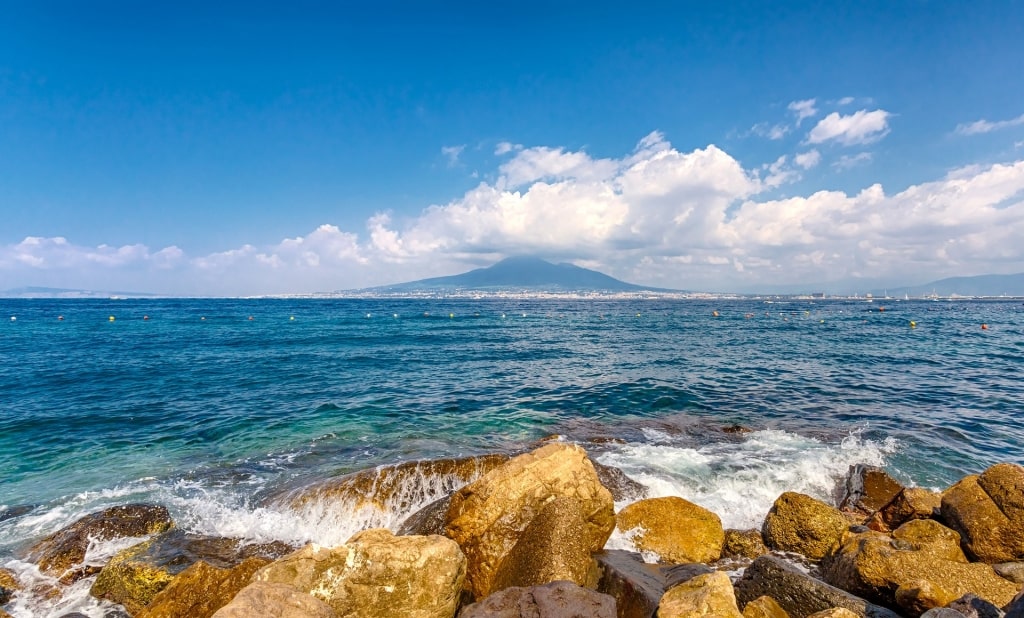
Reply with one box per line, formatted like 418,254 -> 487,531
883,272 -> 1024,297
370,256 -> 674,293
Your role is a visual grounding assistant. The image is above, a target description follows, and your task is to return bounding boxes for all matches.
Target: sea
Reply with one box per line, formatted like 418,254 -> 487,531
1,297 -> 1022,616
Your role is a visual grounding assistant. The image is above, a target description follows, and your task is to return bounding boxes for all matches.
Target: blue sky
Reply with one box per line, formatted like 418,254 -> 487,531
2,1 -> 1023,294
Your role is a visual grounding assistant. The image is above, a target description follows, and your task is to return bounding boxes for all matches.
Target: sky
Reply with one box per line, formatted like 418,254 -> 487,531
2,1 -> 1023,295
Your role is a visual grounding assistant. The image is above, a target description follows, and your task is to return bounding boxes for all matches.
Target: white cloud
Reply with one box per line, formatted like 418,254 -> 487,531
750,123 -> 789,140
808,109 -> 891,146
837,97 -> 855,106
833,152 -> 873,170
794,150 -> 821,170
495,142 -> 520,155
441,144 -> 465,167
956,113 -> 1024,136
788,99 -> 818,126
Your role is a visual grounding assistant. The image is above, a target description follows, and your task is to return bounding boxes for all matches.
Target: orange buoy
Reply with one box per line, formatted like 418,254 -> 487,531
981,323 -> 989,330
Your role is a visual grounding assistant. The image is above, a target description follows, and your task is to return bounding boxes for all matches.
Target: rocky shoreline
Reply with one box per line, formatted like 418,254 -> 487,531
2,441 -> 1023,618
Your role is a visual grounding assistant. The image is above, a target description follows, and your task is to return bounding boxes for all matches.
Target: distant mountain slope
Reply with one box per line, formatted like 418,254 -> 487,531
887,272 -> 1024,297
372,256 -> 674,292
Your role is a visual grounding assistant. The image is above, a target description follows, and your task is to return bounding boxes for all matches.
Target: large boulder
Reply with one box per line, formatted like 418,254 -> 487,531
211,581 -> 336,618
444,443 -> 615,599
734,555 -> 901,618
137,557 -> 269,618
593,550 -> 712,618
893,579 -> 959,616
941,463 -> 1024,563
254,529 -> 465,618
865,487 -> 941,533
762,493 -> 848,560
839,466 -> 904,517
657,571 -> 743,618
742,595 -> 791,618
24,504 -> 173,580
807,610 -> 859,618
491,496 -> 596,591
725,529 -> 769,560
615,496 -> 724,564
459,580 -> 617,618
820,520 -> 1020,611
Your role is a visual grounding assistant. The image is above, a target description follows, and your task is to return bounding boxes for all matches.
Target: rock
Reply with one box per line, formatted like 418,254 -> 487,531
0,567 -> 21,605
593,462 -> 649,503
948,593 -> 1006,617
24,504 -> 174,579
445,443 -> 615,599
491,496 -> 595,591
211,581 -> 336,618
866,487 -> 942,532
762,492 -> 848,560
726,529 -> 769,559
254,529 -> 465,618
137,557 -> 269,618
657,571 -> 743,618
1006,588 -> 1024,618
894,579 -> 959,615
742,595 -> 791,618
994,563 -> 1024,585
593,550 -> 712,618
90,530 -> 293,614
806,610 -> 859,618
819,521 -> 1020,610
839,465 -> 904,517
615,496 -> 724,564
397,495 -> 452,536
734,555 -> 902,618
941,463 -> 1024,563
920,610 -> 969,618
460,580 -> 617,618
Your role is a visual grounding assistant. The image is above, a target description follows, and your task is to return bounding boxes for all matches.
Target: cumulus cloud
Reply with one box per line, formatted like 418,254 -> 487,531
788,99 -> 818,125
956,113 -> 1024,136
808,109 -> 891,146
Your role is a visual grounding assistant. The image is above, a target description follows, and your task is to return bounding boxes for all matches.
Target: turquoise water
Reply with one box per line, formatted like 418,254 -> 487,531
1,297 -> 1023,615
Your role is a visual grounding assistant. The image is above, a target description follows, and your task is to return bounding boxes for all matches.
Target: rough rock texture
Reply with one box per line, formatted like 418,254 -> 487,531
762,492 -> 849,560
919,610 -> 969,618
994,562 -> 1024,585
615,496 -> 724,564
254,529 -> 465,618
210,582 -> 336,618
941,463 -> 1024,563
725,529 -> 769,560
742,595 -> 791,618
287,454 -> 509,513
398,495 -> 452,536
137,557 -> 269,618
657,571 -> 743,618
0,567 -> 21,605
734,555 -> 902,618
806,610 -> 859,618
866,488 -> 941,533
947,593 -> 1005,618
1005,588 -> 1024,618
24,504 -> 173,579
839,466 -> 904,517
459,580 -> 617,618
594,550 -> 712,618
445,443 -> 615,600
593,462 -> 649,503
893,579 -> 959,616
820,520 -> 1020,609
491,496 -> 595,591
90,539 -> 178,615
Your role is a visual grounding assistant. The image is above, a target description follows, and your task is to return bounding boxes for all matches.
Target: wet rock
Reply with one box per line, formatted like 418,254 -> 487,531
726,529 -> 769,559
136,557 -> 269,618
839,465 -> 903,516
723,424 -> 753,434
210,581 -> 336,618
734,555 -> 902,618
820,520 -> 1019,610
459,580 -> 617,618
445,443 -> 615,600
593,461 -> 649,502
807,610 -> 859,618
0,504 -> 35,523
657,571 -> 742,618
866,487 -> 941,532
742,595 -> 791,618
947,593 -> 1006,617
593,550 -> 711,618
941,463 -> 1024,563
762,492 -> 848,560
920,610 -> 970,618
25,504 -> 174,579
995,563 -> 1024,585
0,567 -> 21,605
254,529 -> 465,618
615,496 -> 724,564
397,494 -> 452,536
491,496 -> 595,591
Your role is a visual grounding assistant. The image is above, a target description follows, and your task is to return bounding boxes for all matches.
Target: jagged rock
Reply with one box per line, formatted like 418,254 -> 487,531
136,557 -> 269,618
459,580 -> 617,618
734,555 -> 901,618
657,571 -> 743,618
894,579 -> 959,615
615,496 -> 724,564
445,443 -> 615,599
947,593 -> 1006,617
839,466 -> 904,517
762,492 -> 848,560
807,610 -> 859,618
287,454 -> 509,513
24,504 -> 173,579
491,496 -> 595,591
866,487 -> 941,532
397,494 -> 452,536
210,582 -> 336,618
90,530 -> 293,614
742,595 -> 791,618
994,563 -> 1024,585
941,463 -> 1024,563
726,529 -> 769,559
820,520 -> 1020,609
593,462 -> 649,503
593,550 -> 712,618
254,529 -> 465,618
